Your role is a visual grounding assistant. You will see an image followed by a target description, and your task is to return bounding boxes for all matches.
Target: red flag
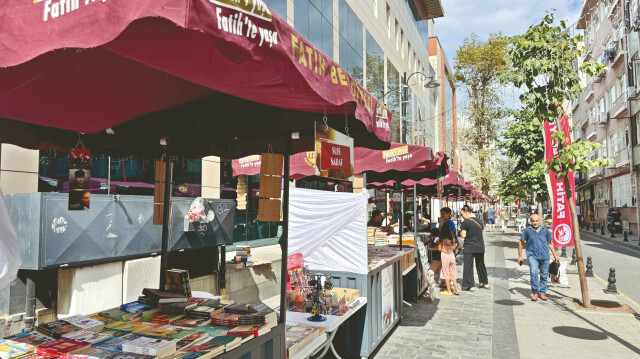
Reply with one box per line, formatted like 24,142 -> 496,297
543,117 -> 576,247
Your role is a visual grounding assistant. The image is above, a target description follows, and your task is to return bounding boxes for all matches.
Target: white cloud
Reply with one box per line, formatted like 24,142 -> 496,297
435,0 -> 583,63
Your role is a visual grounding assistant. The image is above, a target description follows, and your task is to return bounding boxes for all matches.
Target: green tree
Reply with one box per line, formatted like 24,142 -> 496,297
497,107 -> 549,204
501,11 -> 610,307
454,33 -> 509,195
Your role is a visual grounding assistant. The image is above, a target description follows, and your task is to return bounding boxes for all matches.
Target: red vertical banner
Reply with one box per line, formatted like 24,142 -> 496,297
543,117 -> 576,247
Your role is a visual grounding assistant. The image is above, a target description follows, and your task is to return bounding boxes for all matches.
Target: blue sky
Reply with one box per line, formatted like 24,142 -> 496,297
434,0 -> 583,66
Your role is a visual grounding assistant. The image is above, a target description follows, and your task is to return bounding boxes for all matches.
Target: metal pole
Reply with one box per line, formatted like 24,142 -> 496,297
107,156 -> 111,195
402,72 -> 408,143
278,136 -> 291,324
159,155 -> 173,290
399,188 -> 404,251
414,184 -> 418,243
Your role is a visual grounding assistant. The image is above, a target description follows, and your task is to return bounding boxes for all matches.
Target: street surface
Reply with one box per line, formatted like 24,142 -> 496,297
370,228 -> 640,359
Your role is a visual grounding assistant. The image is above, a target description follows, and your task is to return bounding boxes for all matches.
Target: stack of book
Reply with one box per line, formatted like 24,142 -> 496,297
164,269 -> 192,298
141,289 -> 188,307
65,347 -> 116,359
35,338 -> 91,357
226,324 -> 272,338
234,246 -> 252,266
147,314 -> 185,326
202,335 -> 241,353
121,337 -> 177,358
236,175 -> 247,210
285,325 -> 319,358
367,227 -> 377,244
374,232 -> 388,246
90,333 -> 142,353
172,332 -> 209,351
158,302 -> 196,315
169,316 -> 211,328
223,303 -> 252,315
210,312 -> 242,327
387,234 -> 399,245
237,311 -> 277,326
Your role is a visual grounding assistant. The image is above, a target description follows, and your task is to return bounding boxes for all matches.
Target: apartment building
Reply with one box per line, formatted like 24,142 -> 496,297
575,0 -> 637,233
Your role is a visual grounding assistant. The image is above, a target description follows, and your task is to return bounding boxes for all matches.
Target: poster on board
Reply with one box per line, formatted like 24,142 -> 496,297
68,148 -> 91,211
315,122 -> 354,181
381,265 -> 395,332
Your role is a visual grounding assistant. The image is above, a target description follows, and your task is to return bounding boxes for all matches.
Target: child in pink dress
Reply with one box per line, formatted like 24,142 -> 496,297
439,224 -> 459,296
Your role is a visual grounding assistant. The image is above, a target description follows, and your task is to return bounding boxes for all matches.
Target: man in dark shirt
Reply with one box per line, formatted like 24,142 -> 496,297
518,214 -> 560,301
460,208 -> 488,291
368,209 -> 384,227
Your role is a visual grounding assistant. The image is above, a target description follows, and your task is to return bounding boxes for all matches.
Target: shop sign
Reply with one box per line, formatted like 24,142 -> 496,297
381,145 -> 411,164
381,266 -> 395,333
543,117 -> 576,247
315,122 -> 354,181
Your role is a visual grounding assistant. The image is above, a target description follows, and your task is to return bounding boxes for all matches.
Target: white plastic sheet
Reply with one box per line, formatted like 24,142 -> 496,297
0,189 -> 21,289
288,188 -> 368,275
559,260 -> 569,285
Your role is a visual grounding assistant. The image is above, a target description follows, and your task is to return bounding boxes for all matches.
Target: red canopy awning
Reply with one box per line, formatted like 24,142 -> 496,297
0,0 -> 391,158
231,152 -> 315,179
355,143 -> 449,183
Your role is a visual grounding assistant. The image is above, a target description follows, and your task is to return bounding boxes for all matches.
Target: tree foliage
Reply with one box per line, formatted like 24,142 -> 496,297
454,33 -> 509,195
497,107 -> 548,203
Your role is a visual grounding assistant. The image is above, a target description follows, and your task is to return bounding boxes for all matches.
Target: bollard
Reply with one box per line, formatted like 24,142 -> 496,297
610,229 -> 615,239
560,247 -> 567,258
570,248 -> 576,266
623,231 -> 629,242
605,268 -> 617,293
593,223 -> 597,233
601,225 -> 605,235
586,256 -> 594,277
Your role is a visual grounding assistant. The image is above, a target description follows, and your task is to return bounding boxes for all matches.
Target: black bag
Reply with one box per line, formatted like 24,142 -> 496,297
549,260 -> 560,277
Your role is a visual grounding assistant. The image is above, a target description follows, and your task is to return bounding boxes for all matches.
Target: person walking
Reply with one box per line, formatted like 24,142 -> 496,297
500,208 -> 509,232
486,205 -> 497,232
575,204 -> 582,227
438,224 -> 460,296
518,214 -> 560,301
460,208 -> 489,291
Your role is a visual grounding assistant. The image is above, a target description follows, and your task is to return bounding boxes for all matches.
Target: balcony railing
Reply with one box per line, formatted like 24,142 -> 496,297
615,150 -> 630,167
588,166 -> 605,178
587,123 -> 597,139
584,82 -> 595,101
612,41 -> 624,66
610,93 -> 628,118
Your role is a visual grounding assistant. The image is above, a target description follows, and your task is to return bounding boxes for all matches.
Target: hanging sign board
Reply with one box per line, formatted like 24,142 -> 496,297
68,148 -> 91,211
543,116 -> 576,248
315,122 -> 354,181
392,192 -> 402,202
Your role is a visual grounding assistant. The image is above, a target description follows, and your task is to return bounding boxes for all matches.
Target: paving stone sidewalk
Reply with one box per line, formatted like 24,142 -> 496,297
371,229 -> 640,359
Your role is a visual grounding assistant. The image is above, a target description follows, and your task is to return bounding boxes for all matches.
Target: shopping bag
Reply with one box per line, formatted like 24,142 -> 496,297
558,260 -> 569,285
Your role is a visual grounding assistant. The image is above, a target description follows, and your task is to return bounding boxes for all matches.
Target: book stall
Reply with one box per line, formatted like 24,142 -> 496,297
0,1 -> 393,359
1,272 -> 285,359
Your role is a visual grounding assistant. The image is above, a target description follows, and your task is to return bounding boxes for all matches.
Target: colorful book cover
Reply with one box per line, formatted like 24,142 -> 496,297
62,330 -> 113,344
66,347 -> 116,359
105,322 -> 150,333
120,302 -> 151,315
226,324 -> 267,338
141,289 -> 187,304
157,326 -> 196,340
35,338 -> 91,357
194,325 -> 232,338
37,320 -> 80,339
174,332 -> 208,351
140,309 -> 160,323
133,327 -> 174,338
98,308 -> 140,322
93,334 -> 142,353
202,335 -> 240,349
63,315 -> 105,332
109,354 -> 155,359
89,315 -> 114,325
1,331 -> 55,352
0,343 -> 26,359
170,317 -> 210,328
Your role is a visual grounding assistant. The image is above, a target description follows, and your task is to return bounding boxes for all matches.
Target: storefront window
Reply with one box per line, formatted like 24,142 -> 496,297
38,150 -> 201,196
339,0 -> 363,83
294,0 -> 333,58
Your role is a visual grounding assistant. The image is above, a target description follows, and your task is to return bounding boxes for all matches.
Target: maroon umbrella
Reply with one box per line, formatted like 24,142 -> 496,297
0,0 -> 391,158
231,152 -> 316,179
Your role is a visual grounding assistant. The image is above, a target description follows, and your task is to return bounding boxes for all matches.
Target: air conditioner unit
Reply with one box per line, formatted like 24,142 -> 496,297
629,86 -> 640,99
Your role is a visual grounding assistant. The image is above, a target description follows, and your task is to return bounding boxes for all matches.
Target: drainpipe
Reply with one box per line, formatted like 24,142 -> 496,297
24,272 -> 36,331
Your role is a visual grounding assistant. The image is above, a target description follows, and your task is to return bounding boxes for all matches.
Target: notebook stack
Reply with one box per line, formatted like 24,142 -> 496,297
374,231 -> 388,246
367,227 -> 377,244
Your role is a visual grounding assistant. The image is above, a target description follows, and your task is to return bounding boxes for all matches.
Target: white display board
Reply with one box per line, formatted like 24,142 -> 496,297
288,188 -> 368,275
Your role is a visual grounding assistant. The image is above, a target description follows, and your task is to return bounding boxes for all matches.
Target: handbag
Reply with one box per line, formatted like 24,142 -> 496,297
549,260 -> 560,277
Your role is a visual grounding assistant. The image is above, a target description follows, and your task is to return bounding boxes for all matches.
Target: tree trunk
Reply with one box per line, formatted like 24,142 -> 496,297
565,175 -> 591,307
554,117 -> 591,308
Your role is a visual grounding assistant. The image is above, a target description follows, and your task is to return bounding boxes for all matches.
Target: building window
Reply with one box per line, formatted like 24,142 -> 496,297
264,0 -> 286,18
366,31 -> 385,100
386,5 -> 391,38
339,0 -> 363,83
612,174 -> 635,207
294,0 -> 334,58
395,19 -> 400,50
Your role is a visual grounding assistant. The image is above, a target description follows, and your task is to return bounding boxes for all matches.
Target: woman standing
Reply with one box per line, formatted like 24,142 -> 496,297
438,224 -> 460,296
500,208 -> 509,232
460,208 -> 489,291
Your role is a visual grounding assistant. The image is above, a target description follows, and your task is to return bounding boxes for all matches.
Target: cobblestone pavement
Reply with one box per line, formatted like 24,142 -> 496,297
371,229 -> 640,359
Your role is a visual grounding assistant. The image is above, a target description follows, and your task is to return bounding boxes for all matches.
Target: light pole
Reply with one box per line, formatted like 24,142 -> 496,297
383,71 -> 439,143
